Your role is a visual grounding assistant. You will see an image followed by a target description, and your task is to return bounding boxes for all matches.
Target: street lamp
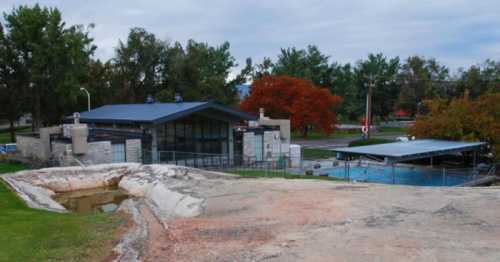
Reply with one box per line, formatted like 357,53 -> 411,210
363,75 -> 375,139
80,87 -> 90,112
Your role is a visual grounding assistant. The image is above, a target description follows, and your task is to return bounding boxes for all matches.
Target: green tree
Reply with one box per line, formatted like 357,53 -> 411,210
272,45 -> 334,87
112,27 -> 166,103
353,53 -> 400,121
78,59 -> 115,109
455,60 -> 500,99
158,40 -> 244,105
0,23 -> 28,141
397,56 -> 450,114
2,4 -> 95,129
330,63 -> 358,120
253,57 -> 273,79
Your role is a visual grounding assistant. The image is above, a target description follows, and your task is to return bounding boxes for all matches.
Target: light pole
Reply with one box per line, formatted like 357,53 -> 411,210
364,75 -> 375,139
80,87 -> 91,112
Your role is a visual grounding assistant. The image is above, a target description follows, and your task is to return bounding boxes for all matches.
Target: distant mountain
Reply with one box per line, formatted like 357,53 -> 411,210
236,84 -> 250,98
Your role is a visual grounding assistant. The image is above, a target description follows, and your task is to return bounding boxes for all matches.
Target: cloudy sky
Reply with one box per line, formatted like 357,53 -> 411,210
2,0 -> 500,75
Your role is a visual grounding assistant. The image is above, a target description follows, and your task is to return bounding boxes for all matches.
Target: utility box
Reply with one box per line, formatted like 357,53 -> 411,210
71,125 -> 89,154
290,144 -> 301,168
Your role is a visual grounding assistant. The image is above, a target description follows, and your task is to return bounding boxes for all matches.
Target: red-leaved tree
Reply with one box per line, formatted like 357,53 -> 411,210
240,76 -> 342,137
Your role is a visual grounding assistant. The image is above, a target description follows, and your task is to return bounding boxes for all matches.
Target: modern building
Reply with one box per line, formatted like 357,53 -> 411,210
16,101 -> 300,167
75,101 -> 256,163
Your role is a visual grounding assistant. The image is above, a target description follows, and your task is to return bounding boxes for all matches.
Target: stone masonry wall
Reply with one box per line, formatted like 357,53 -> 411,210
126,139 -> 142,163
263,130 -> 281,161
16,135 -> 43,160
51,141 -> 112,166
243,132 -> 255,162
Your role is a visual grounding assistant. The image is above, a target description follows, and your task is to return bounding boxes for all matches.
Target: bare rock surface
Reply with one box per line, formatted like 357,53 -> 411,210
2,164 -> 500,261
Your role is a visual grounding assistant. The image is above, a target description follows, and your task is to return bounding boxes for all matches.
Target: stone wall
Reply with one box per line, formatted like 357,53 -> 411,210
126,139 -> 142,163
51,141 -> 112,166
16,135 -> 43,160
263,130 -> 282,161
243,132 -> 255,162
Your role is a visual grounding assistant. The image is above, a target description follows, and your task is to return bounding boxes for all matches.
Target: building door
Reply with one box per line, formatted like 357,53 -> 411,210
112,143 -> 126,163
254,134 -> 263,161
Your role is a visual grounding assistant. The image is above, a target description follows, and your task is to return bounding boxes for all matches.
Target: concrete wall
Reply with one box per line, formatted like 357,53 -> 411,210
39,126 -> 62,160
243,132 -> 255,161
258,119 -> 291,144
52,141 -> 112,166
16,135 -> 43,160
263,130 -> 282,161
126,139 -> 142,163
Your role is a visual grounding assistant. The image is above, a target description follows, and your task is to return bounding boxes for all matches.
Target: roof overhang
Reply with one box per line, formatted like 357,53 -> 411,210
151,102 -> 256,125
69,101 -> 257,125
334,139 -> 487,164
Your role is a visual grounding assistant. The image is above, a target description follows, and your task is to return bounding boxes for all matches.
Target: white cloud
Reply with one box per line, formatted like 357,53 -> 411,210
1,0 -> 499,73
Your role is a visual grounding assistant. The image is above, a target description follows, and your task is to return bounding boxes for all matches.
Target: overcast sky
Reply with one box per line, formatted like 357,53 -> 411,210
2,0 -> 500,75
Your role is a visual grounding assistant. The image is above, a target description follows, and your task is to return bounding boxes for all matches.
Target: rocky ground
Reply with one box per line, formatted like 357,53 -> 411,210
3,164 -> 500,262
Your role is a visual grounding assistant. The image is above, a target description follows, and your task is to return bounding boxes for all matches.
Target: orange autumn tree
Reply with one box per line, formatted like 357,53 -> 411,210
409,92 -> 500,159
240,75 -> 342,137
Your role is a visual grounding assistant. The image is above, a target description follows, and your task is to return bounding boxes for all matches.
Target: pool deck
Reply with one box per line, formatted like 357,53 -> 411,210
4,164 -> 500,261
142,177 -> 500,261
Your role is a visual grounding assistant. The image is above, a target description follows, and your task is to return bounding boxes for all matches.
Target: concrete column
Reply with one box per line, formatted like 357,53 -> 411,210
151,127 -> 158,163
228,123 -> 234,160
39,126 -> 62,161
125,139 -> 142,163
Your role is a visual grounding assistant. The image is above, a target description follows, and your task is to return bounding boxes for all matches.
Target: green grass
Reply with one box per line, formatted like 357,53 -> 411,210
0,127 -> 31,144
291,126 -> 407,140
302,148 -> 337,159
348,138 -> 394,147
291,130 -> 360,140
376,126 -> 407,135
0,163 -> 123,261
230,170 -> 344,181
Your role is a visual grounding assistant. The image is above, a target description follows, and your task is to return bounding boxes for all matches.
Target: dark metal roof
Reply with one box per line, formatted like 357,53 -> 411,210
76,101 -> 256,124
334,139 -> 486,163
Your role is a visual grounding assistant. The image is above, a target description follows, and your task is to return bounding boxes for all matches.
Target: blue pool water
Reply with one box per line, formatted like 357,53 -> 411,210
326,165 -> 474,186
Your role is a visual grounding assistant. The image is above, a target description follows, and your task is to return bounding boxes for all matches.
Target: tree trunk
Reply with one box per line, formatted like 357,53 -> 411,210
33,85 -> 42,131
9,119 -> 16,143
301,126 -> 309,138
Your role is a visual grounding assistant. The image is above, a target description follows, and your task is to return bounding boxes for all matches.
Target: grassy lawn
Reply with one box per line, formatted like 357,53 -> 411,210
291,130 -> 360,140
0,127 -> 31,144
230,170 -> 344,181
0,162 -> 123,261
302,148 -> 337,159
292,126 -> 407,140
348,138 -> 394,147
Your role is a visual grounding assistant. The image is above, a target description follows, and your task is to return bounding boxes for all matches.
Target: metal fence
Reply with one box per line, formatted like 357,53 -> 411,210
329,161 -> 488,186
142,150 -> 294,171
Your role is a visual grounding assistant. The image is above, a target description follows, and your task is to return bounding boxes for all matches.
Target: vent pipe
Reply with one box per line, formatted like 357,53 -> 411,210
175,93 -> 183,103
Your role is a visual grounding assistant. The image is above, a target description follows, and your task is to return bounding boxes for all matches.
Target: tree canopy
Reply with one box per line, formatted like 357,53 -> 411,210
409,93 -> 500,160
1,4 -> 95,130
1,3 -> 500,143
240,76 -> 342,137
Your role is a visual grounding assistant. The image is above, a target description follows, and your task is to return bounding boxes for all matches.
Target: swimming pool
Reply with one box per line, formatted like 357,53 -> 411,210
326,165 -> 474,186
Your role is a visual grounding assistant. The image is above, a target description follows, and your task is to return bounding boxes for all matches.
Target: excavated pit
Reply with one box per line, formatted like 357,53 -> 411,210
3,164 -> 500,262
1,163 -> 232,261
53,186 -> 131,214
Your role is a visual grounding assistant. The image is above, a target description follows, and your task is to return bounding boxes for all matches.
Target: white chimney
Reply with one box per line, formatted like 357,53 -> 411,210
259,108 -> 269,120
73,112 -> 80,124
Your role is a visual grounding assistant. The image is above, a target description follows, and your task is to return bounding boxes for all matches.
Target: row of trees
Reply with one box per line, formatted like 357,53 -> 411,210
0,5 -> 250,141
240,76 -> 342,137
409,92 -> 500,160
1,4 -> 499,141
246,46 -> 500,121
